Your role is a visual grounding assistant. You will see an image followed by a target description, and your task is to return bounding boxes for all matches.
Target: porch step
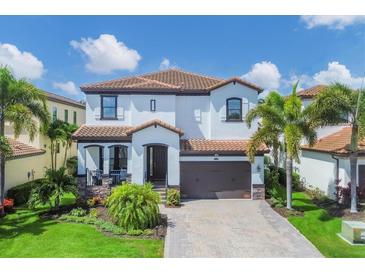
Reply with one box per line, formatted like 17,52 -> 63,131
153,187 -> 167,204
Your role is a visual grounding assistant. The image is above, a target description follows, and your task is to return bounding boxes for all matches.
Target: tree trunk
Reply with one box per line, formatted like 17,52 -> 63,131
349,153 -> 358,213
50,142 -> 54,171
54,142 -> 58,171
63,143 -> 69,167
286,157 -> 293,210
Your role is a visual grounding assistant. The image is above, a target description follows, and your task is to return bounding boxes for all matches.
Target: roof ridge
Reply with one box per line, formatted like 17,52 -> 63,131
134,76 -> 180,89
140,68 -> 224,82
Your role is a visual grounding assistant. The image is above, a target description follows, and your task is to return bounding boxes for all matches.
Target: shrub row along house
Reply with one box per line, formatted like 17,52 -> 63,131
72,69 -> 268,199
4,92 -> 85,193
295,85 -> 365,200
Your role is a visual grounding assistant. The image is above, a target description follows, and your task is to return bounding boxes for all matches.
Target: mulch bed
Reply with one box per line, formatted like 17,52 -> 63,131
266,199 -> 304,218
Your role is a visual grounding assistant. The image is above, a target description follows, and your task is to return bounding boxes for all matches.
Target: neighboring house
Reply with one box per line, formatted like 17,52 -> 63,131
72,69 -> 268,199
295,85 -> 365,199
5,91 -> 85,194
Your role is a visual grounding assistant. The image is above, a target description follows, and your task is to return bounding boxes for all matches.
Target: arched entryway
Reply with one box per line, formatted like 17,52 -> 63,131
146,144 -> 168,185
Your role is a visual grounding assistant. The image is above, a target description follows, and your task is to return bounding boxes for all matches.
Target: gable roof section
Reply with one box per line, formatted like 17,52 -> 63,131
7,138 -> 45,159
80,69 -> 263,94
72,124 -> 133,141
301,127 -> 365,155
296,85 -> 327,99
45,91 -> 85,109
180,139 -> 269,155
126,119 -> 184,136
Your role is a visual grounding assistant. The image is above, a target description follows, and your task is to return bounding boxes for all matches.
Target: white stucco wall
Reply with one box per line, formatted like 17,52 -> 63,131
176,96 -> 210,138
209,82 -> 259,139
131,125 -> 180,186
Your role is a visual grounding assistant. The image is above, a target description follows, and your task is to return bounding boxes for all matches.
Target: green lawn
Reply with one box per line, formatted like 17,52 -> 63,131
0,195 -> 163,258
288,192 -> 365,258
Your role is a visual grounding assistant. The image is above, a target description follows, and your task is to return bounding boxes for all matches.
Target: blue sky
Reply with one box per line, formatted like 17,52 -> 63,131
0,15 -> 364,100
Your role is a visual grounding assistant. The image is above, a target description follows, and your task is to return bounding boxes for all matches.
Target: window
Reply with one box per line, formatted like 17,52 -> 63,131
64,109 -> 68,123
101,96 -> 117,119
52,106 -> 57,122
150,99 -> 156,112
109,145 -> 128,171
226,98 -> 242,121
73,111 -> 77,124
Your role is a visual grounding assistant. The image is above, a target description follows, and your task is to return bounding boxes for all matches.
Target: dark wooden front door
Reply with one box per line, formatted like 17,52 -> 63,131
147,145 -> 167,183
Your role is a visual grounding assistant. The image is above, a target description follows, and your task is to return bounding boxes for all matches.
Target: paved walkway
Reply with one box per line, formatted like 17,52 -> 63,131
161,200 -> 322,258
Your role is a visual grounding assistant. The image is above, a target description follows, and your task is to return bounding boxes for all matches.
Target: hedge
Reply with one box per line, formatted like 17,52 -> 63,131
6,179 -> 44,206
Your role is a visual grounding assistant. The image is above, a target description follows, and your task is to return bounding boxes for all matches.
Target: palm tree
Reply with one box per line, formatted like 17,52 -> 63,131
309,83 -> 365,213
246,82 -> 317,209
61,122 -> 79,167
0,66 -> 49,213
45,120 -> 66,171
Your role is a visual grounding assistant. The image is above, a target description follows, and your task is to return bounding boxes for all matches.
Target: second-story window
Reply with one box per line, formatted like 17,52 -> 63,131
52,106 -> 57,122
150,99 -> 156,112
64,109 -> 69,123
101,96 -> 117,119
73,111 -> 77,124
226,98 -> 242,121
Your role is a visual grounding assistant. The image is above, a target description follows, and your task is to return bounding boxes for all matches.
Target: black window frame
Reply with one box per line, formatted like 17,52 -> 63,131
64,109 -> 69,123
73,111 -> 77,125
226,97 -> 243,122
150,99 -> 156,112
101,95 -> 118,120
52,106 -> 57,122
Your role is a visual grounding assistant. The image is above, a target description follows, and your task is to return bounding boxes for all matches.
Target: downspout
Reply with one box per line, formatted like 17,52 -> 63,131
331,154 -> 340,201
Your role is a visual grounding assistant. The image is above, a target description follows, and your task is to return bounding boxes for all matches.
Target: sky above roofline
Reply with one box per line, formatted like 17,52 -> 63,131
0,15 -> 364,100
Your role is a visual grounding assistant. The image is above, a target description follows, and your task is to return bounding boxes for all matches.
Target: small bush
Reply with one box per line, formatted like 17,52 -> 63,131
143,229 -> 154,236
127,229 -> 143,236
3,198 -> 14,213
166,188 -> 180,206
99,221 -> 126,235
66,156 -> 78,176
89,208 -> 98,218
6,179 -> 44,205
69,207 -> 87,217
87,196 -> 104,207
106,183 -> 160,230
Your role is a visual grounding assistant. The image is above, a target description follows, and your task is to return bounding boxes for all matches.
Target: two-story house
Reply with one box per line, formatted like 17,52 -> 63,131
5,91 -> 85,194
295,85 -> 365,199
72,69 -> 268,199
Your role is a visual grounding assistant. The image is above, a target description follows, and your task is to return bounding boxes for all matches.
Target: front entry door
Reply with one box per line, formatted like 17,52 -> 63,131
147,145 -> 167,183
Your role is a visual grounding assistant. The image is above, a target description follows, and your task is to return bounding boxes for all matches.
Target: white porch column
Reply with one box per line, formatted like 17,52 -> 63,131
103,145 -> 110,175
77,144 -> 86,175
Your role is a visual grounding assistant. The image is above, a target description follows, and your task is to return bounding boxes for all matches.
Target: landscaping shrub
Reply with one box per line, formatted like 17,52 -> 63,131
66,156 -> 78,176
106,183 -> 160,230
127,229 -> 144,236
3,198 -> 14,213
6,179 -> 44,205
166,188 -> 180,206
336,183 -> 360,205
89,208 -> 98,218
69,207 -> 87,217
87,196 -> 104,207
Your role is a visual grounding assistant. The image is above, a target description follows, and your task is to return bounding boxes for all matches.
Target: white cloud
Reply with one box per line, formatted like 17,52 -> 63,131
0,43 -> 44,79
313,61 -> 364,88
300,15 -> 365,30
242,61 -> 281,90
159,58 -> 170,70
70,34 -> 141,74
282,74 -> 316,91
53,81 -> 78,95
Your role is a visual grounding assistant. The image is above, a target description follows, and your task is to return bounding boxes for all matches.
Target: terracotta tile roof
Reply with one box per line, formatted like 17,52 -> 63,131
80,69 -> 263,94
180,139 -> 269,155
301,127 -> 365,155
126,119 -> 184,136
7,138 -> 45,159
296,85 -> 327,99
72,125 -> 133,141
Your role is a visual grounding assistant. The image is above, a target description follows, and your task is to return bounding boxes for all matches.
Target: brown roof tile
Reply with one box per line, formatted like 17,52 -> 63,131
180,139 -> 269,155
72,125 -> 133,141
126,119 -> 184,136
301,127 -> 365,155
80,69 -> 263,94
7,138 -> 45,159
296,85 -> 327,99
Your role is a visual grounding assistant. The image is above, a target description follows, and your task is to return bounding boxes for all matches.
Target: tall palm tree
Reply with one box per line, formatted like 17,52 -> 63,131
246,82 -> 317,209
45,120 -> 66,171
61,122 -> 79,167
309,83 -> 365,213
0,66 -> 49,213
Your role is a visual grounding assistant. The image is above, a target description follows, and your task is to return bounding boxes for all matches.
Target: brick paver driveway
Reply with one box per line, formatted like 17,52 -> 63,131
161,199 -> 322,258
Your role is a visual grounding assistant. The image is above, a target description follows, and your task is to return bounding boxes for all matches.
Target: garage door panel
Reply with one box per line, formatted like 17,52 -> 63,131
180,161 -> 251,199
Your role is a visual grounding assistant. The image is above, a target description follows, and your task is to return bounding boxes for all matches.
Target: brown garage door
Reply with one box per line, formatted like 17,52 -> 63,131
180,161 -> 251,199
358,165 -> 365,199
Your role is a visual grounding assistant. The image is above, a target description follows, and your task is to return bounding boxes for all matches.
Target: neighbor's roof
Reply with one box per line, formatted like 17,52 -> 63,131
180,139 -> 269,155
296,85 -> 327,99
45,91 -> 85,109
126,119 -> 184,136
301,127 -> 365,155
7,138 -> 45,159
80,69 -> 263,94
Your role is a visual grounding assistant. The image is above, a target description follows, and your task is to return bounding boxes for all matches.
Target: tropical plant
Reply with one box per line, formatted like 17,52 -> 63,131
61,122 -> 79,167
308,83 -> 365,213
106,183 -> 160,230
28,166 -> 77,209
166,188 -> 180,206
246,82 -> 317,209
45,120 -> 66,171
0,66 -> 49,214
